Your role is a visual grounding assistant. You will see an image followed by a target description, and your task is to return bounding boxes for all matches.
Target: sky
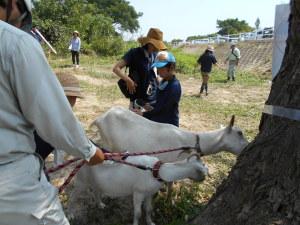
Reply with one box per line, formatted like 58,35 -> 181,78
126,0 -> 290,42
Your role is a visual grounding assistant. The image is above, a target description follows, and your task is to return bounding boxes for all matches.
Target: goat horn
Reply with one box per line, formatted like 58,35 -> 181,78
229,115 -> 235,127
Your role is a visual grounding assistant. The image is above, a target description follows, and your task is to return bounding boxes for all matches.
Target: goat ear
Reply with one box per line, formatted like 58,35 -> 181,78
229,115 -> 235,128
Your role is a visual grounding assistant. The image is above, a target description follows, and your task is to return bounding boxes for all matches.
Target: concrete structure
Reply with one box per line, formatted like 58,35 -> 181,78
272,4 -> 290,78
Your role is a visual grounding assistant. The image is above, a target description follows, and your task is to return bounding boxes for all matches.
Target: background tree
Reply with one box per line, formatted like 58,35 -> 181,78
255,17 -> 261,30
87,0 -> 142,33
217,18 -> 253,35
186,33 -> 217,42
190,0 -> 300,224
33,0 -> 129,55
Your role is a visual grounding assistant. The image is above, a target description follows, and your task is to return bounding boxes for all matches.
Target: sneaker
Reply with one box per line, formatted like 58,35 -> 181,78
76,65 -> 79,68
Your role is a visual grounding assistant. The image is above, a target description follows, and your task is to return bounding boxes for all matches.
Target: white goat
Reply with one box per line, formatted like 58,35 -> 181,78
91,106 -> 248,162
70,154 -> 208,225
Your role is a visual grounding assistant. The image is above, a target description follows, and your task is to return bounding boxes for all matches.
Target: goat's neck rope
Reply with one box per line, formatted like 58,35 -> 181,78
195,134 -> 203,156
152,161 -> 164,182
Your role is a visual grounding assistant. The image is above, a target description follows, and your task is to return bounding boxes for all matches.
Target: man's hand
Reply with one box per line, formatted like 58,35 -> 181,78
131,108 -> 143,116
87,148 -> 105,166
125,78 -> 137,94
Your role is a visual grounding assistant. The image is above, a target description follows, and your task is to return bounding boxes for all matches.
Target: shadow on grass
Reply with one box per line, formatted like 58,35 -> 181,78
57,64 -> 73,68
213,79 -> 229,83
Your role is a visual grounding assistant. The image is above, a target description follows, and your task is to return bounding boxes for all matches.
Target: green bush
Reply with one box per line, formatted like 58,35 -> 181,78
172,48 -> 198,75
91,36 -> 125,56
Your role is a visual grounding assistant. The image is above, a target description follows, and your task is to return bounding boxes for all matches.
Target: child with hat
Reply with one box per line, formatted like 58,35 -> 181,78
35,71 -> 83,165
133,51 -> 182,127
197,45 -> 218,96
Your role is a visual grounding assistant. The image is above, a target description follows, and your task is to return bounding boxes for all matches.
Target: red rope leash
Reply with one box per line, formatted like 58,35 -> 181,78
53,145 -> 194,193
46,157 -> 81,174
58,160 -> 85,193
104,146 -> 191,160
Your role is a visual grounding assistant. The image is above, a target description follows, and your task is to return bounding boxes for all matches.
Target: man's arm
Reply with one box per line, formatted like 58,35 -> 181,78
10,34 -> 103,164
112,59 -> 136,94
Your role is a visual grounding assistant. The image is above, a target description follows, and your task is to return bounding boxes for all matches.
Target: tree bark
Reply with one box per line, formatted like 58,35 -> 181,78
190,1 -> 300,224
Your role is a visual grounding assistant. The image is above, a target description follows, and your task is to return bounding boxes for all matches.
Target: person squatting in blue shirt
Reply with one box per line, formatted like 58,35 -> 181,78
133,51 -> 182,127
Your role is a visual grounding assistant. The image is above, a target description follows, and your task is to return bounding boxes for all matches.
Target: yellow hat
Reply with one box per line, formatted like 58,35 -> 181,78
138,28 -> 167,51
56,72 -> 83,98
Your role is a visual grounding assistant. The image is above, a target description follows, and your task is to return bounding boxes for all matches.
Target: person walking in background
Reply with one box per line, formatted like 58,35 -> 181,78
225,44 -> 241,81
69,30 -> 81,68
113,28 -> 166,109
0,1 -> 104,224
134,51 -> 181,127
197,45 -> 218,96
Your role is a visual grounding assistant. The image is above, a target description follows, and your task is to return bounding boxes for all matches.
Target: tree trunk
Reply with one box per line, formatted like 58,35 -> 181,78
190,1 -> 300,225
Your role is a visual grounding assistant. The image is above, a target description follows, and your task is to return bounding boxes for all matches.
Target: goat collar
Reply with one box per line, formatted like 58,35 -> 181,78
152,161 -> 164,182
195,134 -> 204,156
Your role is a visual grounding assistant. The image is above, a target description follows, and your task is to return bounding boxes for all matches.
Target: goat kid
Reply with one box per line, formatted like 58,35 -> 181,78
69,154 -> 208,225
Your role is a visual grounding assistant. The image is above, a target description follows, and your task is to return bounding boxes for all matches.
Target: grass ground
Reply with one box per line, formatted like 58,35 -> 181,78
48,54 -> 271,225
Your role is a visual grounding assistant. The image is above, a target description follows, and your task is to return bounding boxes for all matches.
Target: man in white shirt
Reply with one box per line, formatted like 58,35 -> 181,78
225,44 -> 241,81
0,1 -> 105,224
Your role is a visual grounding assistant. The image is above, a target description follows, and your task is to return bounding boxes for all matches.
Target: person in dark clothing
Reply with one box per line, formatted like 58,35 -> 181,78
197,45 -> 218,96
113,28 -> 166,109
134,51 -> 181,127
35,71 -> 84,165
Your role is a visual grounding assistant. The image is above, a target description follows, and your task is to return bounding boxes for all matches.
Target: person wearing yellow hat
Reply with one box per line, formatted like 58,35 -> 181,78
113,28 -> 167,109
197,45 -> 218,96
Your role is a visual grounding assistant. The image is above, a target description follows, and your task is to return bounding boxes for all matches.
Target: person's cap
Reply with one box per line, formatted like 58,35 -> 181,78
56,72 -> 83,98
207,45 -> 214,52
73,30 -> 79,35
151,51 -> 176,68
138,28 -> 167,51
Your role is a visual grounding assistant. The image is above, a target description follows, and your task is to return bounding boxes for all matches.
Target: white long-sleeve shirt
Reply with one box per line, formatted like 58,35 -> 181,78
0,21 -> 95,164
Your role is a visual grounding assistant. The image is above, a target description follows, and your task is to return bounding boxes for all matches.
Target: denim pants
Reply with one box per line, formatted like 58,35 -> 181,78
0,154 -> 69,225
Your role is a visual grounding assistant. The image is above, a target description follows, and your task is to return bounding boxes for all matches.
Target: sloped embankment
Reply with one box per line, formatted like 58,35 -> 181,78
182,40 -> 273,74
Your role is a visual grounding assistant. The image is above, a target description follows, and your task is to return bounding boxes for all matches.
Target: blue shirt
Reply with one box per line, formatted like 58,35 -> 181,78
143,76 -> 181,127
197,51 -> 217,73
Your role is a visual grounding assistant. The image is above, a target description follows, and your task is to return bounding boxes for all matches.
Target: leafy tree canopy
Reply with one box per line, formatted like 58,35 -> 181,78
32,0 -> 125,55
217,18 -> 253,35
87,0 -> 142,33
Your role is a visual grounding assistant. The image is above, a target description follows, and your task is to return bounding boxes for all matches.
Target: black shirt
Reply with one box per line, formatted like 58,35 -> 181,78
197,51 -> 217,73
